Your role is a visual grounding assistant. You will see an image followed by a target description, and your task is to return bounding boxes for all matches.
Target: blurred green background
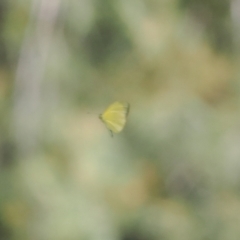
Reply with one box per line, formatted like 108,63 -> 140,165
1,0 -> 240,239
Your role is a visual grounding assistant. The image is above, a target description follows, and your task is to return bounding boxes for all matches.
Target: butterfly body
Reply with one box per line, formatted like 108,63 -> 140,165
99,102 -> 130,136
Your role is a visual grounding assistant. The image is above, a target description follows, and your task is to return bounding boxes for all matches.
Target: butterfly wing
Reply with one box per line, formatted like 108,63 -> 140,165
101,102 -> 130,133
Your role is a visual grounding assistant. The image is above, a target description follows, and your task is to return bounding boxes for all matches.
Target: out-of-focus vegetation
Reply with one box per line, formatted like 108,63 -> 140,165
1,0 -> 240,239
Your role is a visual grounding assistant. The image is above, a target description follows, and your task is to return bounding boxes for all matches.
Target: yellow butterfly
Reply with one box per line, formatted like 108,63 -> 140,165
99,101 -> 130,136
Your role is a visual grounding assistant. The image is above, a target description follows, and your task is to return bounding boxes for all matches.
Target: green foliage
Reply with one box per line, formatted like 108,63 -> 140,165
0,0 -> 240,240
